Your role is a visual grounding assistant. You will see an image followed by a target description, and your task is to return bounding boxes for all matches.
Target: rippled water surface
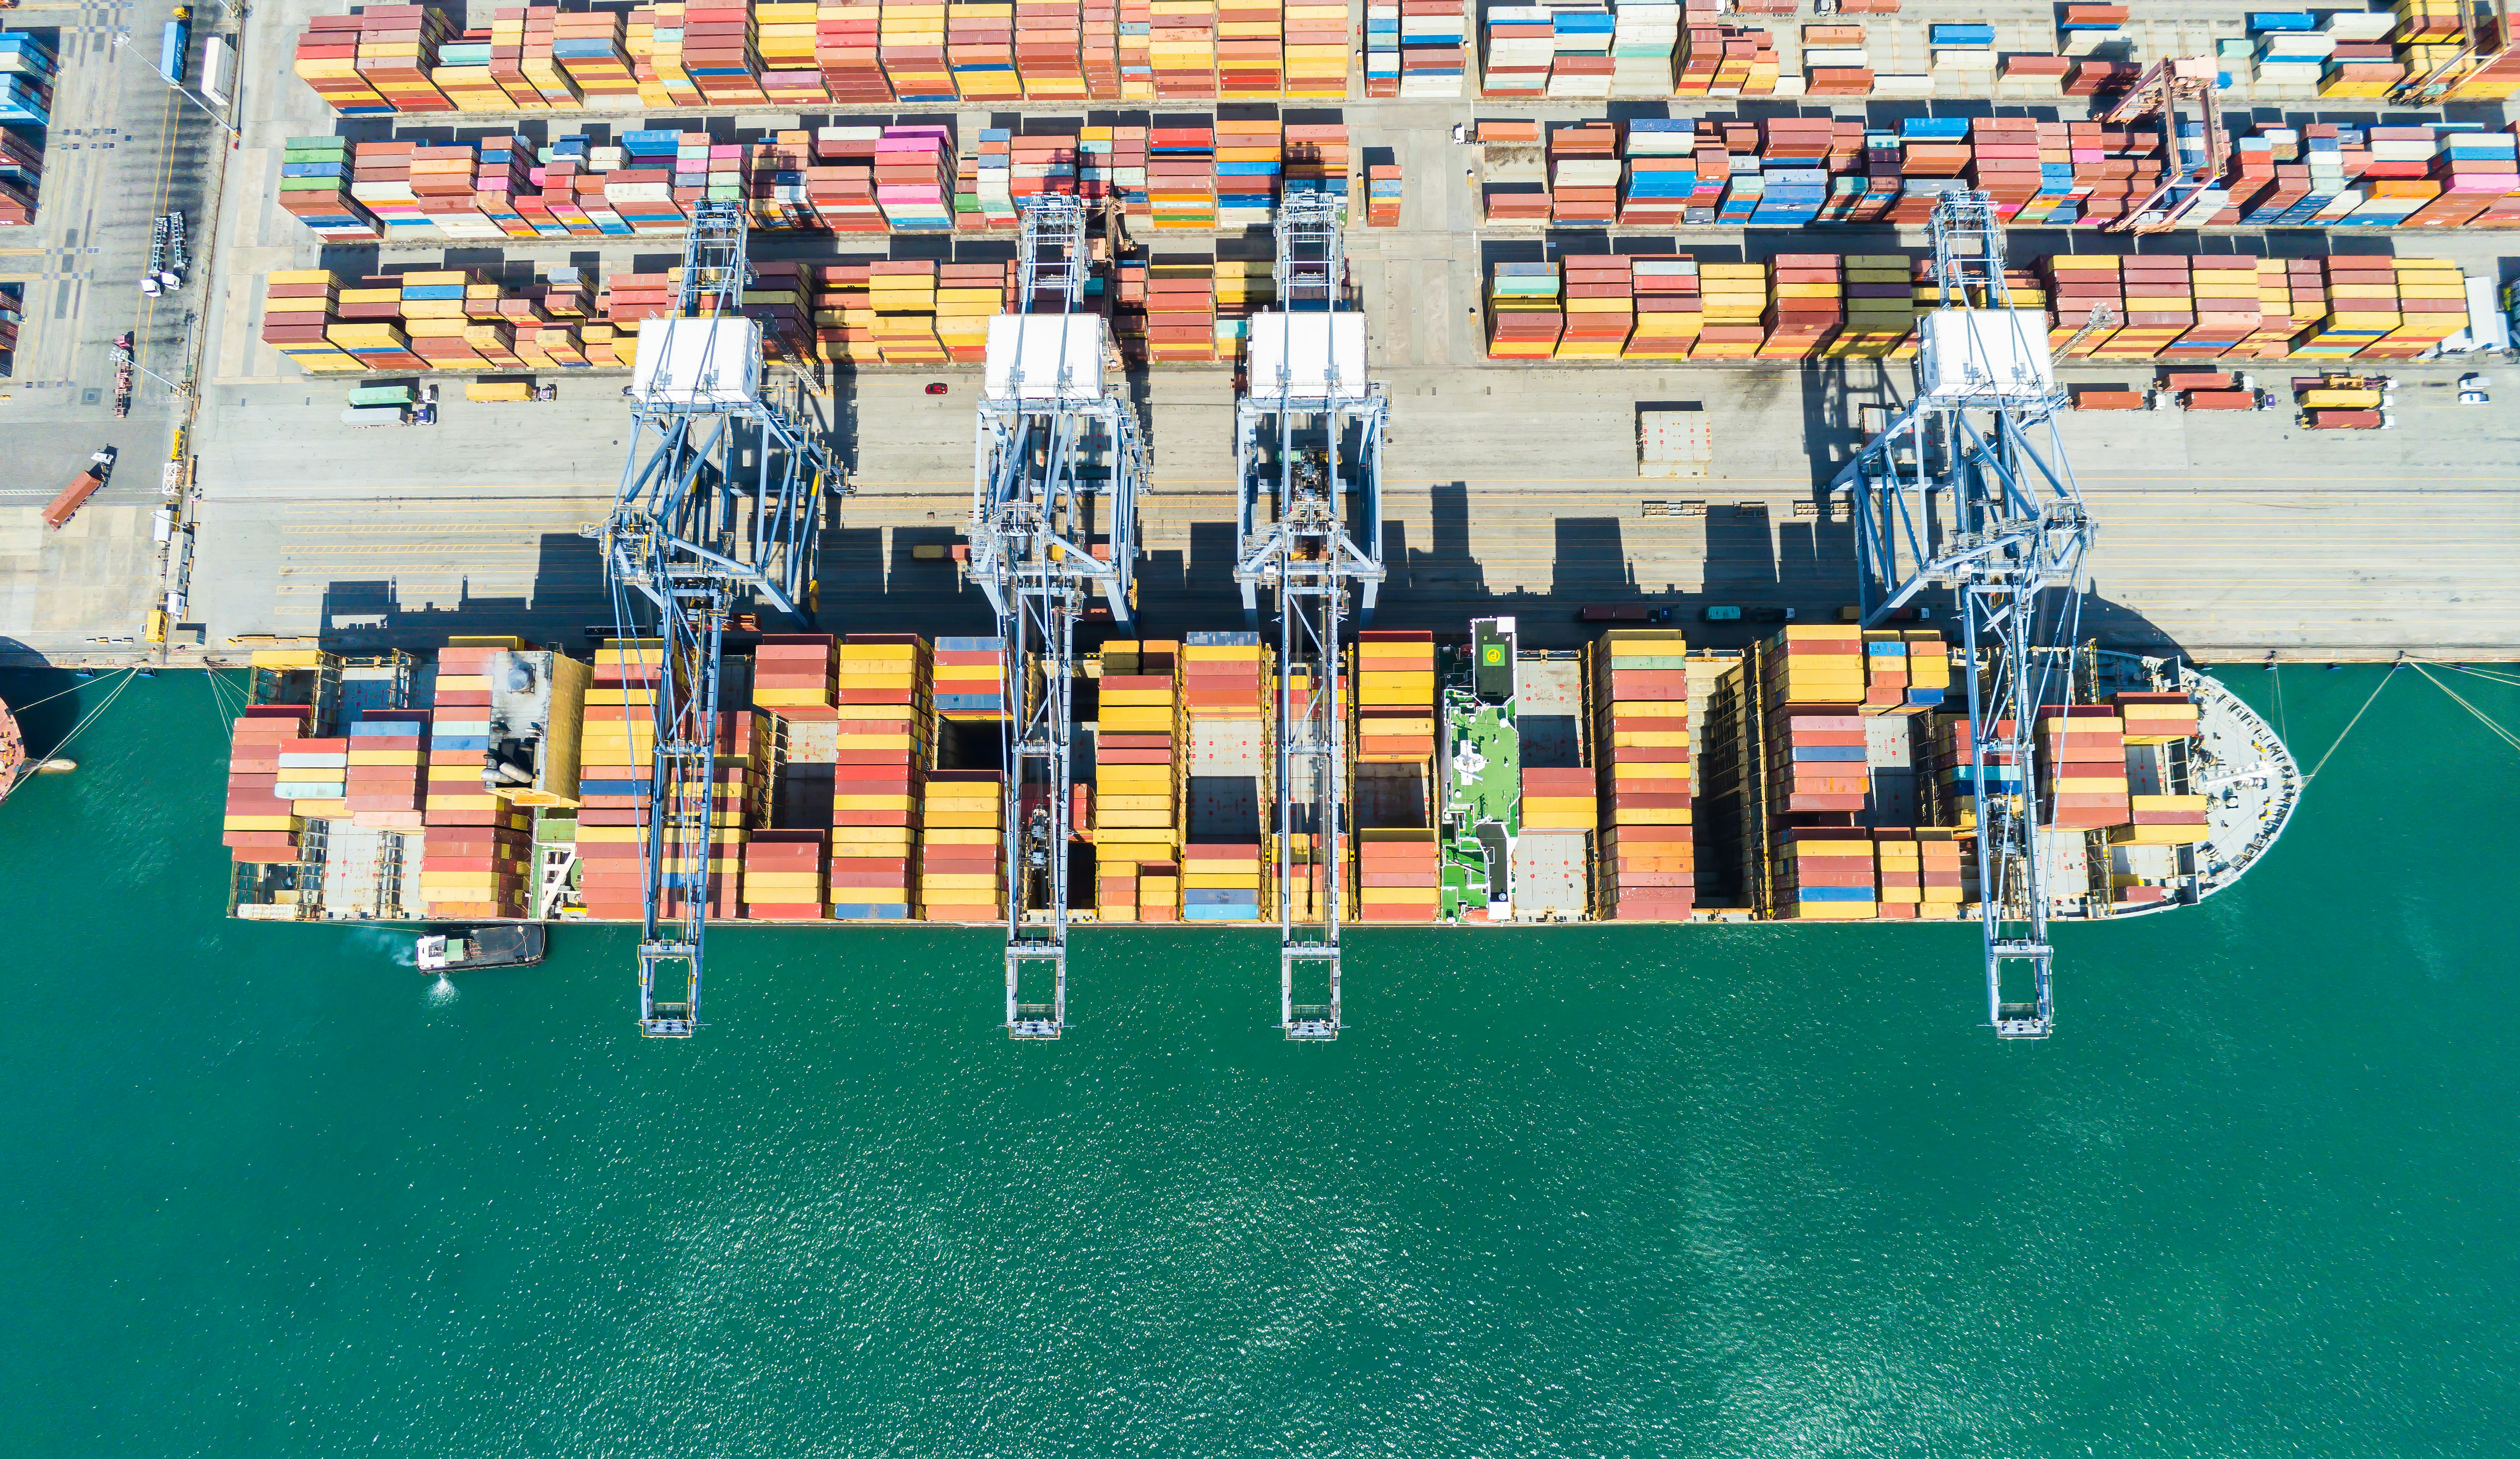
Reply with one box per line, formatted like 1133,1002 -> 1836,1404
3,665 -> 2513,1456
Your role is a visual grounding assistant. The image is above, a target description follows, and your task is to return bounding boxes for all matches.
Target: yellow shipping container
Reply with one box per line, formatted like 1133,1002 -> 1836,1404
922,873 -> 1002,890
746,872 -> 825,891
1787,901 -> 1875,920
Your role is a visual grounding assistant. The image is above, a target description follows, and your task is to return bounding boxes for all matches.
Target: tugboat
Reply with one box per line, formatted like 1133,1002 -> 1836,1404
415,924 -> 546,972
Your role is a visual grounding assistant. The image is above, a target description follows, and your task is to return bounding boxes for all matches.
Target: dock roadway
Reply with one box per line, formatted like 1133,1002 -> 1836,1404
0,0 -> 225,656
182,359 -> 2520,662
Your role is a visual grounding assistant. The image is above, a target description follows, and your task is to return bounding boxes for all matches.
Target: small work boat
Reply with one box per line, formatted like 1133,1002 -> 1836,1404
415,924 -> 546,972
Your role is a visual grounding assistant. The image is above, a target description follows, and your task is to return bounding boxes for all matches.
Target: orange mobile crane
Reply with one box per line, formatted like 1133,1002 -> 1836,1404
2098,56 -> 2227,234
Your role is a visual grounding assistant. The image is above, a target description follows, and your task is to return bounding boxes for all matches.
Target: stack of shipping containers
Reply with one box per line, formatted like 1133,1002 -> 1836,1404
225,706 -> 314,869
420,641 -> 537,920
1351,630 -> 1438,922
919,635 -> 1004,920
833,635 -> 932,919
346,709 -> 429,831
1759,627 -> 1871,920
1093,640 -> 1183,922
1487,261 -> 1563,359
1588,629 -> 1692,920
748,634 -> 839,919
2038,705 -> 2131,832
2109,691 -> 2209,910
575,641 -> 662,921
1870,829 -> 1963,921
919,768 -> 1003,920
1625,257 -> 1701,357
1180,632 -> 1266,923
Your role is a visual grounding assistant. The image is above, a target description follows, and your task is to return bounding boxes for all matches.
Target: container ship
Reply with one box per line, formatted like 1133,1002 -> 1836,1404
214,629 -> 2296,931
0,694 -> 23,803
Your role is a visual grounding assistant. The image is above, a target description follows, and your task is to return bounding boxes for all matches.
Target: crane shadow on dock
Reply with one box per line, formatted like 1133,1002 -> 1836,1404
812,519 -> 998,641
310,532 -> 609,653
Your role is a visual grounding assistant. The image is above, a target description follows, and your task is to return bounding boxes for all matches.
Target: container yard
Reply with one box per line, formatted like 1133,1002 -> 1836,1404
30,0 -> 2520,1043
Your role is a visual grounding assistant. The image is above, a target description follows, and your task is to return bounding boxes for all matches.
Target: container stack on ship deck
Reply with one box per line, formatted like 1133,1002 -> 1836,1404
1760,626 -> 1874,921
2040,704 -> 2133,831
1589,628 -> 1693,921
919,635 -> 1006,923
747,632 -> 838,920
346,710 -> 429,832
1093,639 -> 1184,923
421,643 -> 535,920
211,626 -> 2264,930
833,635 -> 933,920
1352,630 -> 1439,922
223,705 -> 314,868
576,639 -> 663,921
1181,632 -> 1266,924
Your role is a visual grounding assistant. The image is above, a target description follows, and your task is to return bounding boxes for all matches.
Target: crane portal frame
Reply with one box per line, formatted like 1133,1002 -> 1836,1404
1832,191 -> 2092,1039
1231,192 -> 1386,1040
969,195 -> 1148,1039
598,201 -> 843,1037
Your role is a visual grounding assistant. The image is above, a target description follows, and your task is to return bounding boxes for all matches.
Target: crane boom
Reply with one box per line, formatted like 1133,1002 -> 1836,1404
1831,191 -> 2092,1038
597,201 -> 844,1037
1232,192 -> 1386,1040
970,195 -> 1147,1038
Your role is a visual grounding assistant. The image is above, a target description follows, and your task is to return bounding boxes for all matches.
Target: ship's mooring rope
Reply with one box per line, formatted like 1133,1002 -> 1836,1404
204,666 -> 248,723
2442,663 -> 2520,690
2303,665 -> 2397,782
2410,664 -> 2520,759
5,678 -> 104,717
28,666 -> 143,772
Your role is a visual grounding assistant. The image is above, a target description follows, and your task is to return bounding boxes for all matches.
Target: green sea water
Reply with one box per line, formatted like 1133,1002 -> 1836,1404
3,664 -> 2515,1457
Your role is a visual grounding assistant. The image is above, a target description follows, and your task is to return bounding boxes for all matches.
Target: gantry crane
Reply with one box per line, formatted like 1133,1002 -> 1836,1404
597,201 -> 843,1037
1230,192 -> 1387,1041
2097,56 -> 2228,234
1830,191 -> 2092,1039
968,194 -> 1148,1039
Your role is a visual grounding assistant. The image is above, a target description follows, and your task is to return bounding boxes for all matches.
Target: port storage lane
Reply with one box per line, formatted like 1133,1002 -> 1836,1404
0,0 -> 229,656
181,359 -> 2520,660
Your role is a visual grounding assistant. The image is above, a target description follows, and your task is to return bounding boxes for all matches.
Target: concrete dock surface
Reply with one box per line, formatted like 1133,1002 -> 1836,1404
177,358 -> 2520,662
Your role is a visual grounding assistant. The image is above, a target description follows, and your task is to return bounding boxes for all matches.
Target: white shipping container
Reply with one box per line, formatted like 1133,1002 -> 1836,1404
2440,275 -> 2512,353
2320,11 -> 2397,39
201,35 -> 233,106
1551,159 -> 1622,185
